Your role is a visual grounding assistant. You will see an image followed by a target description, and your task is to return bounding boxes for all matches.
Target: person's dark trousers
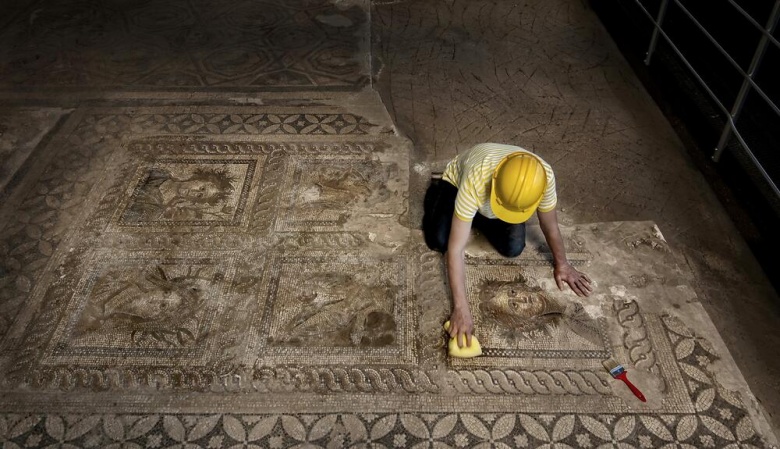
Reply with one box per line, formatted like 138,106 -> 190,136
422,179 -> 526,257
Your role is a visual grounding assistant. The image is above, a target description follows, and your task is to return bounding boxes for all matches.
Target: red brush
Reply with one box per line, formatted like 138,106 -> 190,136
603,359 -> 646,402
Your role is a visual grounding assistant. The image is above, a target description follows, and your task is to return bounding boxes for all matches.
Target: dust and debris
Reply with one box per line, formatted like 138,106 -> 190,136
413,163 -> 429,175
584,304 -> 604,318
625,236 -> 668,252
610,285 -> 627,297
299,186 -> 321,203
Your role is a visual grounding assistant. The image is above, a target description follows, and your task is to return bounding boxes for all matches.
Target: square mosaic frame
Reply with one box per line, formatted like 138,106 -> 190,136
109,156 -> 264,232
420,253 -> 698,414
248,253 -> 416,366
462,263 -> 611,360
43,250 -> 238,367
274,155 -> 406,233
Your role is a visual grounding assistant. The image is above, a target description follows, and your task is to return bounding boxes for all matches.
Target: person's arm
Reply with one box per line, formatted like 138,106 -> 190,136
537,208 -> 592,296
446,214 -> 475,348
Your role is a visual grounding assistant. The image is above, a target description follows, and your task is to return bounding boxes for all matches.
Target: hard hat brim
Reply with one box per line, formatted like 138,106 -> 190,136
490,183 -> 543,224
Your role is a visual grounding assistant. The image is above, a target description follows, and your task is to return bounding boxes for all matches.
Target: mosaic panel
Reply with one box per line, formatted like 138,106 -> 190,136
43,250 -> 238,366
463,263 -> 610,360
0,102 -> 773,444
276,157 -> 404,232
116,158 -> 257,228
252,253 -> 415,366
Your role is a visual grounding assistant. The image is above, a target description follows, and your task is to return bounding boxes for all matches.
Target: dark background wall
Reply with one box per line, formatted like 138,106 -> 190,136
589,0 -> 780,293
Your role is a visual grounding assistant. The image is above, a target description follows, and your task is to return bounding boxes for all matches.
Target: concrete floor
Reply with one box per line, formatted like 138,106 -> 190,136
0,0 -> 778,443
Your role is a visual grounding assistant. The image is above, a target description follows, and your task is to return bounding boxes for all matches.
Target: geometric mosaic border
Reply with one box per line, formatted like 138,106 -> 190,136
8,304 -> 719,411
0,412 -> 766,449
0,312 -> 770,448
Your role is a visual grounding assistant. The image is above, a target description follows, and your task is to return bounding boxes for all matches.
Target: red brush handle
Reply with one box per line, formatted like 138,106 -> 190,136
616,372 -> 646,402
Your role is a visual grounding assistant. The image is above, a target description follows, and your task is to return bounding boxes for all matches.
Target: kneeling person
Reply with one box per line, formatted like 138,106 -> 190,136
423,143 -> 592,348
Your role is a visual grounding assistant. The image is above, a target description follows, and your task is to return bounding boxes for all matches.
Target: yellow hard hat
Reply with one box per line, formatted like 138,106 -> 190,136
490,153 -> 547,224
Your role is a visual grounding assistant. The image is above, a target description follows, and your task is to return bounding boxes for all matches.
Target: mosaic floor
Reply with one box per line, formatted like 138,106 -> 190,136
0,0 -> 777,447
0,100 -> 774,447
0,0 -> 369,90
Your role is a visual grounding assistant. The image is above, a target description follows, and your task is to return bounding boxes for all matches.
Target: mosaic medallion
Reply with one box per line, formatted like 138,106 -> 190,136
117,159 -> 257,227
463,263 -> 609,361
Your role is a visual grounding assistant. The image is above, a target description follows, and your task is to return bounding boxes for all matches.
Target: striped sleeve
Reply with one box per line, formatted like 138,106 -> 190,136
453,177 -> 481,221
441,156 -> 460,187
538,166 -> 557,212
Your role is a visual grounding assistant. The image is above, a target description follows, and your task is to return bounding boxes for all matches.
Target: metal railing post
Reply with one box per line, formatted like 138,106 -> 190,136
628,0 -> 780,197
713,0 -> 780,161
645,0 -> 670,65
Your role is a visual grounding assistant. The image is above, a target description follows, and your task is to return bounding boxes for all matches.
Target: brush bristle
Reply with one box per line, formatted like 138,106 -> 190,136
601,358 -> 618,370
602,358 -> 625,377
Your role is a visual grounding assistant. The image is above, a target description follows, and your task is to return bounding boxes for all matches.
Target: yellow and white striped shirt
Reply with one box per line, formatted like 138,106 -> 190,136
442,143 -> 557,222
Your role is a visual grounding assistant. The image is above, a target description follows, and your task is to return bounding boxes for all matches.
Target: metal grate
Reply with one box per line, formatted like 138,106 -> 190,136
633,0 -> 780,199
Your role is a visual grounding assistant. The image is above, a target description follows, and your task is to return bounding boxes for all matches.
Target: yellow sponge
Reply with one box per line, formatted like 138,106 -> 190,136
443,321 -> 483,358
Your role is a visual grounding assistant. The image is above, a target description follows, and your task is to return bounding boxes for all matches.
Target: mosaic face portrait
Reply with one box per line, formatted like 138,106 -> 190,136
123,166 -> 238,223
476,275 -> 602,346
479,277 -> 565,334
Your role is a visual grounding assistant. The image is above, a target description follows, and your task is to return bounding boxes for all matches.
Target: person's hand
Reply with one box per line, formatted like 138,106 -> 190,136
448,307 -> 474,348
554,262 -> 592,296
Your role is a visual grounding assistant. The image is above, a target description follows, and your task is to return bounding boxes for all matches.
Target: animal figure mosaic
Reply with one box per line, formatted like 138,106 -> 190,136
74,265 -> 215,348
272,272 -> 398,348
297,161 -> 395,211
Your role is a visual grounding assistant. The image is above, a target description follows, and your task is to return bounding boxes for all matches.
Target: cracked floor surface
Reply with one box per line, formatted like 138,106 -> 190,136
0,0 -> 778,446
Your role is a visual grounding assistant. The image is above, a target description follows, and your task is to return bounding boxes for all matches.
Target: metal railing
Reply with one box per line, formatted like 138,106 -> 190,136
633,0 -> 780,199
